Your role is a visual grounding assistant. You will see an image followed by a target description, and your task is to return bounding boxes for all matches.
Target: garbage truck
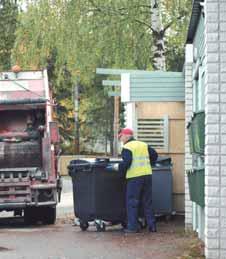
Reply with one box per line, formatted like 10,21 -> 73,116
0,69 -> 61,224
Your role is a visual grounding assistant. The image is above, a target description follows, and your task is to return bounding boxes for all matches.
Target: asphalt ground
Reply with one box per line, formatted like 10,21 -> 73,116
0,214 -> 190,259
0,177 -> 192,259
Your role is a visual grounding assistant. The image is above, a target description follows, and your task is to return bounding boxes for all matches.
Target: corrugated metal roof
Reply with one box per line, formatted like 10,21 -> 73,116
186,0 -> 204,43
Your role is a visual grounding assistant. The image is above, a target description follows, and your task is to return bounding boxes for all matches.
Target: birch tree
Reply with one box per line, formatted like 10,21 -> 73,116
85,0 -> 191,71
151,0 -> 165,70
12,0 -> 191,153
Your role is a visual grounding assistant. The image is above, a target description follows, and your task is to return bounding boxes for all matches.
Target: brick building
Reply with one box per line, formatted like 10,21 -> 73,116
185,0 -> 226,258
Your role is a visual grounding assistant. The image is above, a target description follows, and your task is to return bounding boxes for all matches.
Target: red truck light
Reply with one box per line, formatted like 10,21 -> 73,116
49,121 -> 59,144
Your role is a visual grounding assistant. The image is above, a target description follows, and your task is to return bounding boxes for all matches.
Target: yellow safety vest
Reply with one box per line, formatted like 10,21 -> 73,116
123,140 -> 152,179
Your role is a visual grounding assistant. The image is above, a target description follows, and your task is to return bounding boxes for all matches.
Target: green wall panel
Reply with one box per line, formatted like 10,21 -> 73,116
129,72 -> 185,102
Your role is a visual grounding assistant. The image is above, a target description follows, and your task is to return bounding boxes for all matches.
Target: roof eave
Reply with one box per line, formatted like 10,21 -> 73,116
186,0 -> 204,44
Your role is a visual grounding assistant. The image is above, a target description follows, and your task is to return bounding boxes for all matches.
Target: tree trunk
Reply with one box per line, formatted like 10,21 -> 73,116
151,0 -> 166,71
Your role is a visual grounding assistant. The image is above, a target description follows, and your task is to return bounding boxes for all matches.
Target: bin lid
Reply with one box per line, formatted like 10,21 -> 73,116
154,156 -> 172,168
68,157 -> 122,170
68,156 -> 171,172
69,157 -> 121,164
69,156 -> 170,166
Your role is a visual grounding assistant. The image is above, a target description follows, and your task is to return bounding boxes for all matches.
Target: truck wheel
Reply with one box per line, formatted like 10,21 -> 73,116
80,221 -> 89,231
24,208 -> 37,225
42,207 -> 56,225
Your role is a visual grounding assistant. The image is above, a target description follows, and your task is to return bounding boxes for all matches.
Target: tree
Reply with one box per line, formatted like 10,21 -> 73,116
85,0 -> 191,71
151,0 -> 165,70
12,0 -> 191,153
0,0 -> 18,70
46,49 -> 75,153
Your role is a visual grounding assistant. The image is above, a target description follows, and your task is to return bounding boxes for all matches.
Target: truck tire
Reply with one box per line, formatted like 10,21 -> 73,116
24,207 -> 56,225
42,207 -> 56,225
24,208 -> 37,225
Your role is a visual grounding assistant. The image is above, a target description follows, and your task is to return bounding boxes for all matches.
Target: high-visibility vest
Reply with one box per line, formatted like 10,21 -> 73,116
123,140 -> 152,179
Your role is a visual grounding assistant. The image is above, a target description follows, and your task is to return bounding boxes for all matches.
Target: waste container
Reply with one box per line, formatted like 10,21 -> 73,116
187,111 -> 205,155
187,168 -> 204,207
68,157 -> 173,231
152,157 -> 173,217
68,158 -> 126,231
68,156 -> 173,231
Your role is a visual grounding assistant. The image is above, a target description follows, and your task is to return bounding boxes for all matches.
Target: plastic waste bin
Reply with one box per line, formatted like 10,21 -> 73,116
187,168 -> 204,207
68,158 -> 126,231
68,156 -> 173,230
152,157 -> 173,217
187,111 -> 205,155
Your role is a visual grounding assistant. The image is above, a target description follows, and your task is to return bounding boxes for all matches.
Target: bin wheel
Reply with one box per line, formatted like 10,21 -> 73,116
80,221 -> 89,231
95,221 -> 106,232
165,215 -> 171,223
121,221 -> 127,229
138,218 -> 147,229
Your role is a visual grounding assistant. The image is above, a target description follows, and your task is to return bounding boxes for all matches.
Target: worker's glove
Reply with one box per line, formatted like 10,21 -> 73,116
106,163 -> 119,171
38,125 -> 45,132
112,163 -> 119,171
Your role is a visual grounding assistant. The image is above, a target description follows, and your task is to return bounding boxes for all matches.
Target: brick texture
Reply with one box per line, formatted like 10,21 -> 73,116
184,45 -> 193,228
204,0 -> 226,258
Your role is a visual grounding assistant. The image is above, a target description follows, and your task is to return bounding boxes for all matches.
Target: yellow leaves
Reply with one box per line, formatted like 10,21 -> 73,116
59,98 -> 73,110
67,110 -> 74,119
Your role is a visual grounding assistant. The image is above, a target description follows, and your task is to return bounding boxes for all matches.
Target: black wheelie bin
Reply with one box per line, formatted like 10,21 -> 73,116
152,156 -> 173,219
68,158 -> 126,231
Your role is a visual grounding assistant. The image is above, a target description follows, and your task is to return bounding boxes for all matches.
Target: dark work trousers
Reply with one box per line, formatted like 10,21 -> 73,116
126,174 -> 156,231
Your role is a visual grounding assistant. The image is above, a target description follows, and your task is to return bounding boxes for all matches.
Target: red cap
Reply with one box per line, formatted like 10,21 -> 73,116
118,128 -> 134,138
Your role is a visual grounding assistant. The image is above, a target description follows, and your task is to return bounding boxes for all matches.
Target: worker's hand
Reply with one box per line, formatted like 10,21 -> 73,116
111,163 -> 119,171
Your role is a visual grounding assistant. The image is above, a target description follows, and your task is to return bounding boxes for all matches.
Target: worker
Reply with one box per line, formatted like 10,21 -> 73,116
118,127 -> 158,233
25,119 -> 39,140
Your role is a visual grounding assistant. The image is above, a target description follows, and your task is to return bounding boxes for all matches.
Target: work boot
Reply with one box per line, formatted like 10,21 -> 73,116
149,225 -> 157,233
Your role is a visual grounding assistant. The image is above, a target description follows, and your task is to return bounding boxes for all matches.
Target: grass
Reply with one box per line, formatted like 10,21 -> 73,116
177,232 -> 205,259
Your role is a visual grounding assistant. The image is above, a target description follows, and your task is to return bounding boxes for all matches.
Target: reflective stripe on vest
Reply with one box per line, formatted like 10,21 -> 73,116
123,140 -> 152,179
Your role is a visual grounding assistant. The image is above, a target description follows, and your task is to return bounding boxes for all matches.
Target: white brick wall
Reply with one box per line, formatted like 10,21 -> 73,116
184,44 -> 193,228
205,0 -> 226,258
